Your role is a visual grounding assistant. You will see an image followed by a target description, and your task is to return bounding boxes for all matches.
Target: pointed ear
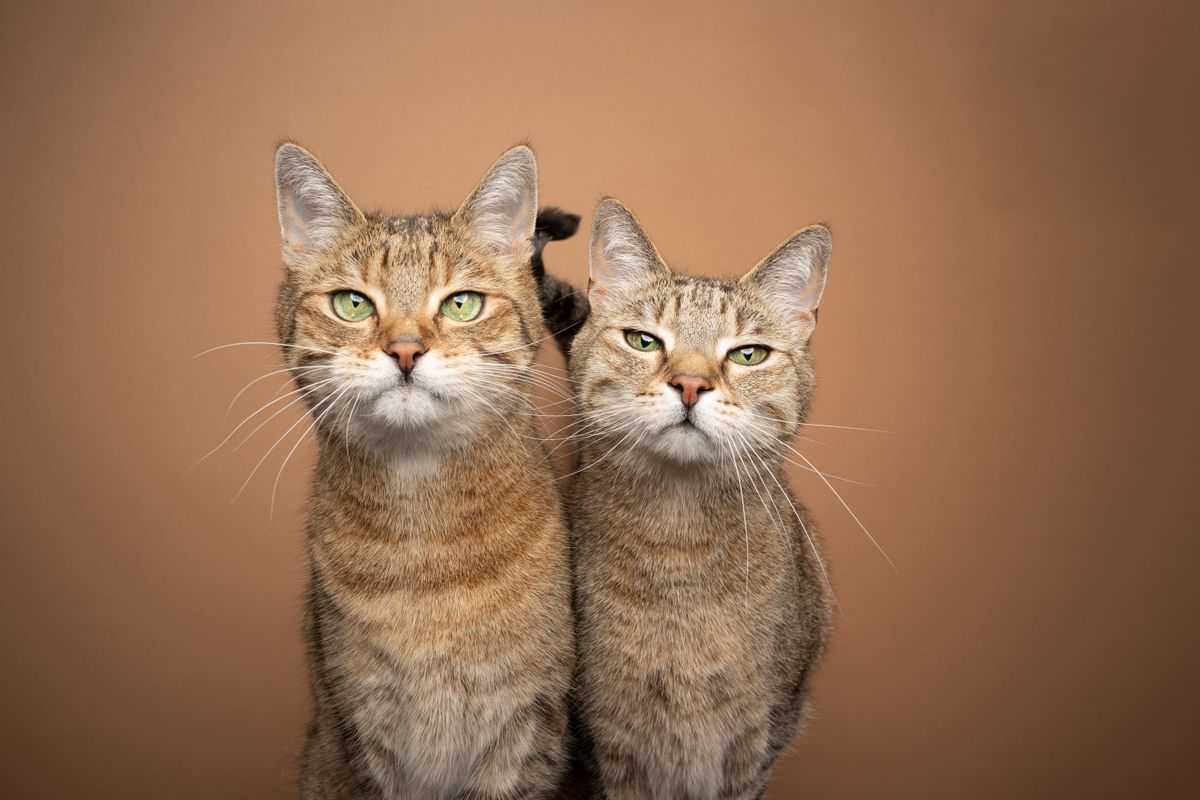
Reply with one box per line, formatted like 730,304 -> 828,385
453,145 -> 538,259
588,199 -> 668,313
274,143 -> 364,262
740,225 -> 831,328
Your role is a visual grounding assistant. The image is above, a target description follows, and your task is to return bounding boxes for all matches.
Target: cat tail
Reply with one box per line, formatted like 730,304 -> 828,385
533,207 -> 589,356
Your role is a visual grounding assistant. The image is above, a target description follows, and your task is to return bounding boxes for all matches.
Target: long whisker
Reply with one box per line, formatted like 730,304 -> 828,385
802,422 -> 896,434
233,386 -> 345,503
467,364 -> 575,399
188,375 -> 343,472
730,415 -> 873,486
343,392 -> 362,466
222,364 -> 338,423
193,341 -> 340,359
268,384 -> 352,524
722,437 -> 752,604
733,430 -> 840,610
788,446 -> 896,571
231,376 -> 345,451
473,320 -> 584,359
535,411 -> 643,470
554,419 -> 645,483
731,435 -> 811,610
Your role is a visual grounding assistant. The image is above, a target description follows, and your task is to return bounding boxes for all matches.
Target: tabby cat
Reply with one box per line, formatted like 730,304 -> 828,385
272,143 -> 575,799
550,199 -> 835,799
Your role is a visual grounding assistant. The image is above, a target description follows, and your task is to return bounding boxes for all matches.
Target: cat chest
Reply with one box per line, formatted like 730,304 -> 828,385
580,542 -> 782,721
353,644 -> 526,796
337,608 -> 541,797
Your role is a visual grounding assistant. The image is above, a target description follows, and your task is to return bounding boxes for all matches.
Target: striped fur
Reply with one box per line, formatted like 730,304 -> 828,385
554,199 -> 835,800
273,143 -> 576,799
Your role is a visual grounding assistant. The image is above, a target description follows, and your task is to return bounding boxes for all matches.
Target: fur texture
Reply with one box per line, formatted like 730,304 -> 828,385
552,199 -> 835,800
273,142 -> 576,799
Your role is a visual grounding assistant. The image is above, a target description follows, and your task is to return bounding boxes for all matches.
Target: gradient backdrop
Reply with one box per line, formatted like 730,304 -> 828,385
2,1 -> 1198,798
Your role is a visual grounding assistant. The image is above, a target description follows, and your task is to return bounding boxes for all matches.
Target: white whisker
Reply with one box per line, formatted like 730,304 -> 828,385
193,341 -> 340,359
269,384 -> 352,524
788,446 -> 896,571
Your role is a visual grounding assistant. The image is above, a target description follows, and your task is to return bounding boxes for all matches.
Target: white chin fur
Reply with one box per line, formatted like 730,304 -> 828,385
326,350 -> 500,466
643,423 -> 724,464
369,384 -> 445,429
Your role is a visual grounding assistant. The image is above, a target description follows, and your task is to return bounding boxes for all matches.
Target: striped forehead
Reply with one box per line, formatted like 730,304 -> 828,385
651,277 -> 747,348
356,216 -> 447,312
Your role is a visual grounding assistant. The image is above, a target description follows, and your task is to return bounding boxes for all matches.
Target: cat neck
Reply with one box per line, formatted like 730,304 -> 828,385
576,438 -> 785,495
314,411 -> 542,503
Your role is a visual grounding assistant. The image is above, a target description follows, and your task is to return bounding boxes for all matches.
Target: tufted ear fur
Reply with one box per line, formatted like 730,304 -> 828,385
453,145 -> 538,260
740,225 -> 831,330
274,143 -> 364,264
587,198 -> 669,314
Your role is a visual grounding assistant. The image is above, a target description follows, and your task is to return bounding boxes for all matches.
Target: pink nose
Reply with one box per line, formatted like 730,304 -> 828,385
669,374 -> 713,408
385,339 -> 427,373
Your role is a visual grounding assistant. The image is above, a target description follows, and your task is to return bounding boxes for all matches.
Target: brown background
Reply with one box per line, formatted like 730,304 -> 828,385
2,1 -> 1198,797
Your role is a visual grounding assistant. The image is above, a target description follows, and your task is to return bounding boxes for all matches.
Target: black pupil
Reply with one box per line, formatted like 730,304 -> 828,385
742,348 -> 753,357
350,294 -> 362,307
455,295 -> 465,307
640,335 -> 651,347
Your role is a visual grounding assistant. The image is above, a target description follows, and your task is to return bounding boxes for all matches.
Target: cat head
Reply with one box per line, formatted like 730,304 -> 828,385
272,142 -> 553,457
570,199 -> 831,466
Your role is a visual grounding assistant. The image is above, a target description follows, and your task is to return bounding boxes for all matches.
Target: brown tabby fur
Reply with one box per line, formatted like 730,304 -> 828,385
559,200 -> 835,800
272,143 -> 574,799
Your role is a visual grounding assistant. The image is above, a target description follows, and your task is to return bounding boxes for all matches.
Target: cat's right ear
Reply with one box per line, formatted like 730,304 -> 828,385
274,143 -> 364,264
588,199 -> 668,313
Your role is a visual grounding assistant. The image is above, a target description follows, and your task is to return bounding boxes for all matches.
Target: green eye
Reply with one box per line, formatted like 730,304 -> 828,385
728,345 -> 769,366
331,291 -> 375,322
624,330 -> 662,352
441,291 -> 483,322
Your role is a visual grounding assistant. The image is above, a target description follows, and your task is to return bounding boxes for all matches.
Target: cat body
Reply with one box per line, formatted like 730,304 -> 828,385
272,143 -> 575,799
558,200 -> 835,800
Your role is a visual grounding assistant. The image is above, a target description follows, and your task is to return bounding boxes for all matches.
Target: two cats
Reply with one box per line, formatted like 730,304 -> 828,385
269,144 -> 832,799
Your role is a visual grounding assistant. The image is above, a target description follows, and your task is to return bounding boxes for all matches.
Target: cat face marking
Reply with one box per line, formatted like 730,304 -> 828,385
575,198 -> 831,466
272,143 -> 547,454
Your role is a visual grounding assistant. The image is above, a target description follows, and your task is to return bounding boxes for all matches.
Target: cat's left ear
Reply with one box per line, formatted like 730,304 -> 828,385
740,225 -> 831,329
453,145 -> 538,260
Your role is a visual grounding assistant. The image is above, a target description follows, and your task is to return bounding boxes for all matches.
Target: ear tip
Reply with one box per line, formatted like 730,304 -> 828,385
501,144 -> 537,170
801,223 -> 832,244
274,142 -> 321,184
594,197 -> 635,227
596,196 -> 628,211
274,141 -> 309,162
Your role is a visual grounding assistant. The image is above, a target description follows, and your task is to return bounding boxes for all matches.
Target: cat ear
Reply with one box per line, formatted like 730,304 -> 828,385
453,145 -> 538,259
740,225 -> 831,327
274,143 -> 364,261
588,199 -> 668,312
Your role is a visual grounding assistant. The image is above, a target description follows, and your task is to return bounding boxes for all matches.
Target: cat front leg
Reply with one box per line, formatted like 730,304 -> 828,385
718,726 -> 772,800
590,744 -> 655,800
300,719 -> 382,800
456,697 -> 570,800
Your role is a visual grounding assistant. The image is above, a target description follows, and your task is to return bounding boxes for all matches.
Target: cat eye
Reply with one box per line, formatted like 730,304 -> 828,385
331,291 -> 375,322
441,291 -> 483,322
624,330 -> 662,352
728,345 -> 770,366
